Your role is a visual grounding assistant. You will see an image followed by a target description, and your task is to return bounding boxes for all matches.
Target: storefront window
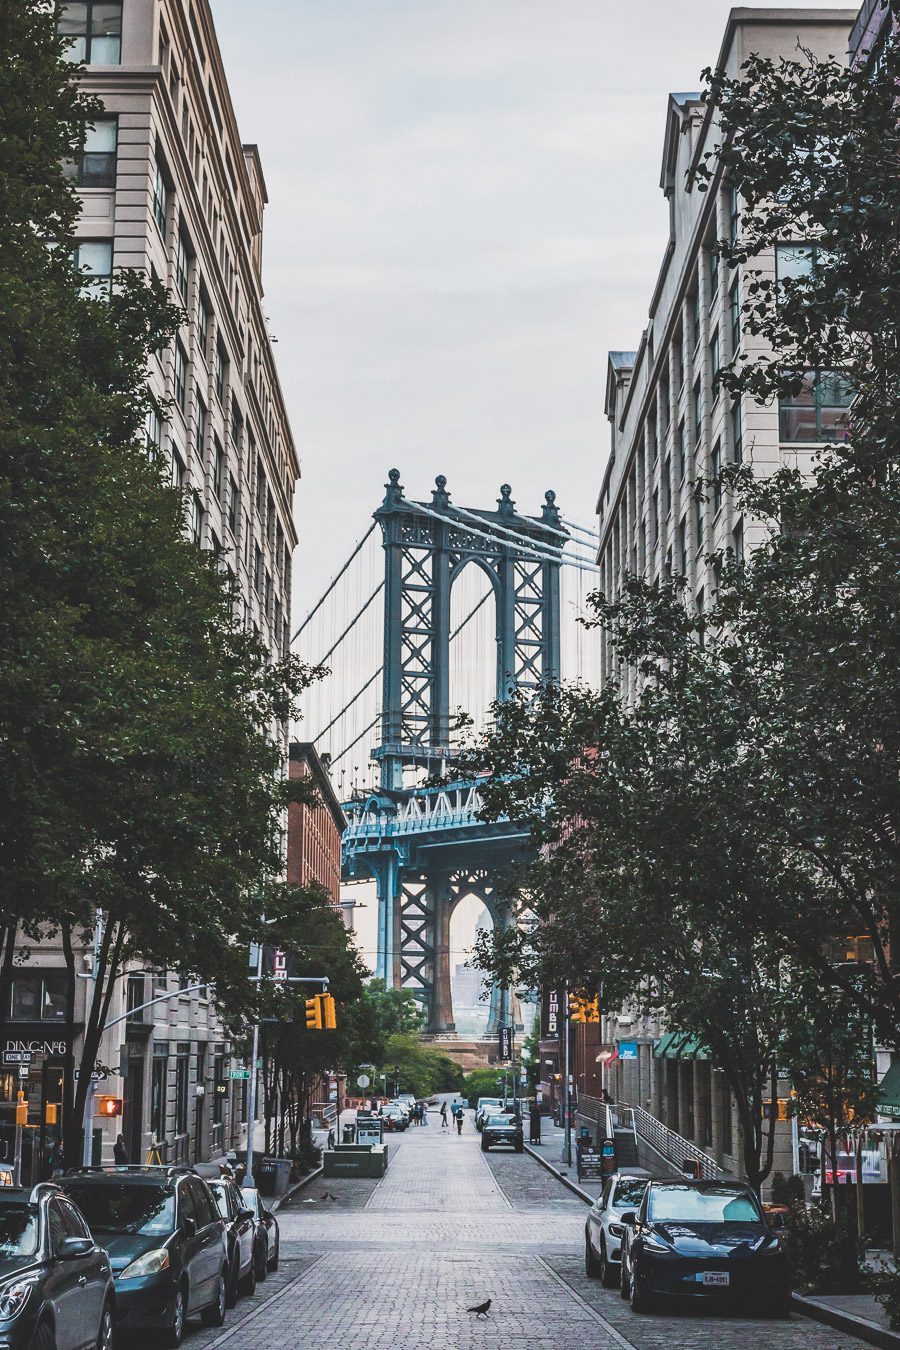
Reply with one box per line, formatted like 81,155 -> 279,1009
9,970 -> 67,1021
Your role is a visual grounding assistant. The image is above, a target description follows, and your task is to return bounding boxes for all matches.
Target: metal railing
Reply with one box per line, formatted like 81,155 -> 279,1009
609,1103 -> 727,1180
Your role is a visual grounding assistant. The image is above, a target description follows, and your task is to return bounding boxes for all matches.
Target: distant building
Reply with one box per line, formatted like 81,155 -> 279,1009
287,744 -> 349,920
849,0 -> 890,63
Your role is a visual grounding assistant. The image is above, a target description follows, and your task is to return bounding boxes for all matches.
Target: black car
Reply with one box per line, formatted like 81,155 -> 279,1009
619,1179 -> 790,1316
57,1167 -> 228,1347
0,1182 -> 114,1350
240,1187 -> 280,1282
480,1113 -> 524,1153
207,1178 -> 255,1304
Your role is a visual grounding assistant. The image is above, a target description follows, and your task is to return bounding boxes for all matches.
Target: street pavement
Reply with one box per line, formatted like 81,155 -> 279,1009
180,1106 -> 870,1349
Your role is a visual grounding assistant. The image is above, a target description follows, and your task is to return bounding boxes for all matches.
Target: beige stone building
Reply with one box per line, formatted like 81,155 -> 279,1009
0,0 -> 299,1176
588,8 -> 855,1190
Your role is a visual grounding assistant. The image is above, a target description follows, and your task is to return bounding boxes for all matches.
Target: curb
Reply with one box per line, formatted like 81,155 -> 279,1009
270,1163 -> 324,1213
792,1293 -> 900,1350
523,1142 -> 594,1205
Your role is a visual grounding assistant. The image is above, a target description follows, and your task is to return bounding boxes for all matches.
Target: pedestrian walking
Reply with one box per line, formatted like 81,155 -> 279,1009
113,1133 -> 128,1165
455,1110 -> 463,1135
422,1102 -> 428,1125
417,1102 -> 424,1125
450,1101 -> 459,1120
440,1101 -> 448,1129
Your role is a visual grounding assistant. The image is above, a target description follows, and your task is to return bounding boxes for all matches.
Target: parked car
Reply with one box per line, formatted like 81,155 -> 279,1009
585,1169 -> 656,1288
0,1181 -> 115,1350
381,1104 -> 408,1132
241,1187 -> 280,1280
619,1179 -> 790,1316
207,1177 -> 256,1304
480,1113 -> 524,1153
474,1098 -> 503,1132
58,1166 -> 228,1346
395,1093 -> 417,1117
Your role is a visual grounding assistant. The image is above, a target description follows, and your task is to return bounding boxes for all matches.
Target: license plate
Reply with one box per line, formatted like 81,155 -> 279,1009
701,1271 -> 730,1287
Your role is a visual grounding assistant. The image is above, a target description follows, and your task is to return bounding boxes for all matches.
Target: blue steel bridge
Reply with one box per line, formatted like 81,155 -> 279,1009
294,470 -> 600,1034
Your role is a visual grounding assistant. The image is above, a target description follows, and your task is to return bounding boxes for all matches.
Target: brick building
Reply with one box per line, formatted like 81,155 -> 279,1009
287,744 -> 348,919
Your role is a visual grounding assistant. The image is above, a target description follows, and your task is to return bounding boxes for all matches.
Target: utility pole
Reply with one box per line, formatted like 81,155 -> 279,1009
243,941 -> 264,1187
81,908 -> 104,1168
563,982 -> 572,1168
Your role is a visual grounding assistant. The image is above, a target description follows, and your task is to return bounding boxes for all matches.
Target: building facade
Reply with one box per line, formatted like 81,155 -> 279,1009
287,743 -> 348,912
0,0 -> 300,1177
590,7 -> 855,1189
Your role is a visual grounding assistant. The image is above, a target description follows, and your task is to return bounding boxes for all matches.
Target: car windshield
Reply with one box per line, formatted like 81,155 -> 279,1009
613,1179 -> 649,1209
649,1185 -> 761,1225
62,1183 -> 175,1236
240,1189 -> 260,1217
486,1115 -> 514,1126
0,1204 -> 38,1257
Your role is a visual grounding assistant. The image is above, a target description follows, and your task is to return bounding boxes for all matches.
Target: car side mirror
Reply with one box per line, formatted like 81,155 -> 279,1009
238,1207 -> 254,1222
619,1211 -> 637,1226
182,1216 -> 197,1237
58,1236 -> 94,1260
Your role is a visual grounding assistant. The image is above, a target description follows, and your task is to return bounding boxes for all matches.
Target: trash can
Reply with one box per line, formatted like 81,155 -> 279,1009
342,1123 -> 355,1144
255,1158 -> 277,1197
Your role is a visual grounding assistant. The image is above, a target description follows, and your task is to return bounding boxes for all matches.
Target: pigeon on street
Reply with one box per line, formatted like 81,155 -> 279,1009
467,1299 -> 491,1318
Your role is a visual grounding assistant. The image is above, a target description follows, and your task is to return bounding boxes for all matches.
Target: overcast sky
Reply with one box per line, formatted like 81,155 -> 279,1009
211,0 -> 848,617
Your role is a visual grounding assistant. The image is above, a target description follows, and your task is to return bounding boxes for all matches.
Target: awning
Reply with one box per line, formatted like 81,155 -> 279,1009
877,1061 -> 900,1120
600,1047 -> 619,1066
654,1031 -> 709,1061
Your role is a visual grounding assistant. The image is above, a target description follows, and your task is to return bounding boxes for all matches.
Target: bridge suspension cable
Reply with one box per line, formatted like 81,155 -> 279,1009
561,516 -> 600,544
447,501 -> 600,566
449,588 -> 492,641
310,666 -> 383,743
291,520 -> 378,644
400,500 -> 601,574
313,581 -> 384,669
331,714 -> 381,769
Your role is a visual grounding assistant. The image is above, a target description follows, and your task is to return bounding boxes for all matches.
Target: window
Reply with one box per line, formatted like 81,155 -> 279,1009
677,419 -> 686,481
775,242 -> 815,291
151,1044 -> 168,1140
9,970 -> 67,1021
708,244 -> 719,302
190,493 -> 205,546
662,453 -> 671,518
126,974 -> 145,1022
732,518 -> 744,564
173,340 -> 187,413
678,516 -> 688,576
66,116 -> 117,187
651,489 -> 659,544
153,158 -> 169,236
728,184 -> 740,246
193,396 -> 206,463
226,473 -> 239,533
58,2 -> 122,64
176,1180 -> 195,1228
197,295 -> 210,361
692,379 -> 702,444
73,240 -> 112,296
694,487 -> 704,555
255,466 -> 266,515
689,287 -> 701,347
779,370 -> 853,443
175,227 -> 190,302
266,491 -> 275,544
729,278 -> 740,356
696,586 -> 705,647
254,545 -> 263,596
731,401 -> 743,466
711,438 -> 722,512
174,1043 -> 190,1135
230,409 -> 243,456
171,451 -> 185,491
146,401 -> 162,460
215,343 -> 228,404
709,328 -> 720,394
213,436 -> 225,500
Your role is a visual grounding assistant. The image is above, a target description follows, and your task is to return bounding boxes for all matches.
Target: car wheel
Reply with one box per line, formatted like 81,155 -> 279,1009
96,1300 -> 115,1350
269,1236 -> 279,1272
515,1142 -> 523,1153
481,1139 -> 489,1151
30,1321 -> 56,1350
201,1269 -> 227,1327
256,1239 -> 268,1281
163,1284 -> 187,1347
225,1252 -> 239,1309
240,1255 -> 257,1297
585,1234 -> 602,1279
629,1259 -> 651,1314
619,1256 -> 630,1300
599,1237 -> 617,1289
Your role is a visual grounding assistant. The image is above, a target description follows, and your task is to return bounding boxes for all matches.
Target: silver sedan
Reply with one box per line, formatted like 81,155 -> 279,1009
584,1169 -> 657,1288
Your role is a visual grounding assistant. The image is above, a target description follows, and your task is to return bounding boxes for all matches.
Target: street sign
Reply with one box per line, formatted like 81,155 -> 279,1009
357,1074 -> 371,1089
229,1068 -> 251,1081
3,1052 -> 31,1066
17,1067 -> 28,1080
73,1069 -> 105,1081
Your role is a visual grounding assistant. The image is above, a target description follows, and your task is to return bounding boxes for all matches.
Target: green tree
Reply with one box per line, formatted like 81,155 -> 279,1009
0,0 -> 319,1163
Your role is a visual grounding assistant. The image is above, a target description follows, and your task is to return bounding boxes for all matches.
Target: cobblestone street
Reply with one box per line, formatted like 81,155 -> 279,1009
176,1112 -> 872,1349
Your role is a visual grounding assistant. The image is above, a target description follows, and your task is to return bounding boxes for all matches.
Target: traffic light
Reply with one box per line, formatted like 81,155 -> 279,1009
45,1103 -> 58,1126
305,996 -> 323,1030
321,993 -> 337,1030
97,1096 -> 123,1118
585,995 -> 600,1024
15,1093 -> 26,1127
568,992 -> 586,1023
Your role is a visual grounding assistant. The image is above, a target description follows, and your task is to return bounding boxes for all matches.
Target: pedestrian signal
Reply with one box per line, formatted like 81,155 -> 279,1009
97,1096 -> 123,1117
321,993 -> 337,1030
305,996 -> 323,1030
15,1093 -> 26,1127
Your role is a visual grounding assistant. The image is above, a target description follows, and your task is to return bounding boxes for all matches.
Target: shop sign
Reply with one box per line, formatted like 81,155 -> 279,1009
4,1038 -> 66,1058
618,1041 -> 638,1060
541,989 -> 560,1040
